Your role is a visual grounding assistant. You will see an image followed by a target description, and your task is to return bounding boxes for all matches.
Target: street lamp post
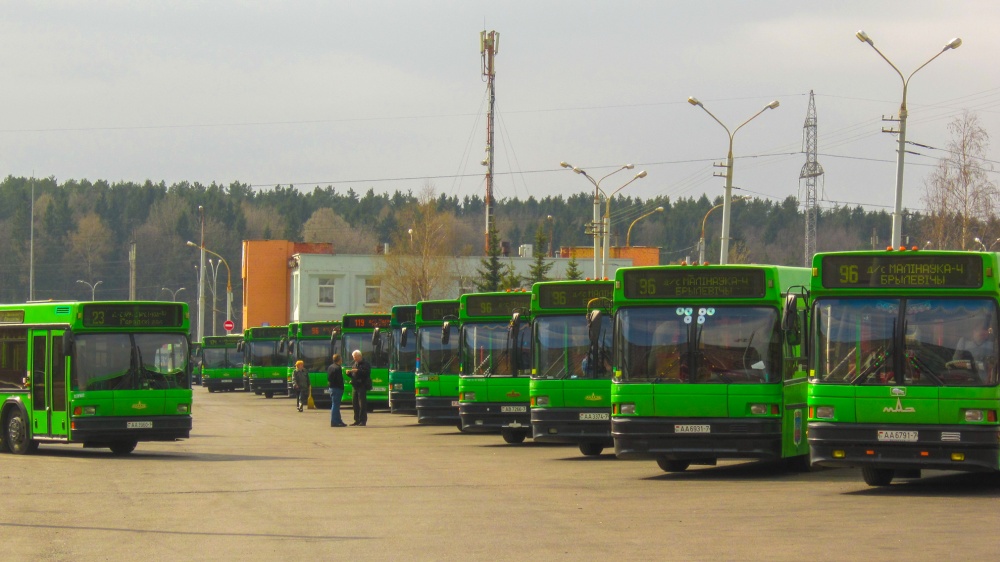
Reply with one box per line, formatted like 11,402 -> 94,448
161,287 -> 186,301
699,196 -> 747,264
188,241 -> 234,334
602,170 -> 647,277
626,206 -> 664,247
974,237 -> 1000,252
688,97 -> 779,264
560,161 -> 637,278
546,215 -> 554,258
76,279 -> 102,301
196,206 -> 205,342
207,259 -> 223,336
855,30 -> 962,249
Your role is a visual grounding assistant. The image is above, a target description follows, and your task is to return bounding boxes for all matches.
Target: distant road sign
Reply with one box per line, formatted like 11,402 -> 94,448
224,319 -> 235,332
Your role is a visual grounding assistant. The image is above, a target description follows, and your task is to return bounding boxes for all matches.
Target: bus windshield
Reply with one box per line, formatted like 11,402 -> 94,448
462,320 -> 530,377
249,340 -> 283,367
616,306 -> 780,384
393,327 -> 417,371
418,330 -> 460,375
343,333 -> 388,368
533,314 -> 612,380
72,333 -> 189,391
813,297 -> 999,387
297,340 -> 332,371
202,348 -> 227,369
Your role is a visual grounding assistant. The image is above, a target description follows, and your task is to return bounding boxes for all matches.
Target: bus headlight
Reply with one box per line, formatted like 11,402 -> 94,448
814,406 -> 835,419
620,403 -> 636,415
73,406 -> 97,416
462,392 -> 476,401
750,404 -> 768,415
535,396 -> 549,407
964,409 -> 984,422
177,404 -> 190,414
417,387 -> 429,395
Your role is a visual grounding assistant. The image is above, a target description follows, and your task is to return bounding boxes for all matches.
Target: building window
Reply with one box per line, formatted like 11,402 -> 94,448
318,277 -> 336,306
365,278 -> 381,307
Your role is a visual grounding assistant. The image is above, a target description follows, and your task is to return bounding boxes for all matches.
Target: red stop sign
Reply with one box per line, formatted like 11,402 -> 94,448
224,319 -> 235,332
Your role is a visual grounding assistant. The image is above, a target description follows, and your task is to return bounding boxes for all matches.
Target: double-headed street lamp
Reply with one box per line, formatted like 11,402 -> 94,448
602,170 -> 647,278
560,161 -> 642,278
76,279 -> 102,301
855,30 -> 962,250
699,196 -> 747,264
626,206 -> 664,247
688,97 -> 779,264
974,237 -> 1000,252
162,287 -> 186,301
187,241 -> 234,334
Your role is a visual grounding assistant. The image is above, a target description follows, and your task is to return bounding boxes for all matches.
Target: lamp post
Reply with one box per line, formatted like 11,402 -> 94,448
161,287 -> 186,301
688,97 -> 779,264
561,161 -> 635,278
602,170 -> 647,278
546,215 -> 554,257
974,237 -> 1000,252
194,206 -> 205,342
76,279 -> 102,301
207,259 -> 224,335
699,196 -> 747,264
855,30 -> 962,249
188,241 -> 233,334
626,206 -> 664,247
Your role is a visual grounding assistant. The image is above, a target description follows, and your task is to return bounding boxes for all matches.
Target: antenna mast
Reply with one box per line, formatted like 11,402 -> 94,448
480,29 -> 499,253
799,90 -> 824,266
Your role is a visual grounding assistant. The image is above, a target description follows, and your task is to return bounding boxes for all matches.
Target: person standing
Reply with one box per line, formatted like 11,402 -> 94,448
327,353 -> 347,427
347,349 -> 372,426
292,360 -> 310,412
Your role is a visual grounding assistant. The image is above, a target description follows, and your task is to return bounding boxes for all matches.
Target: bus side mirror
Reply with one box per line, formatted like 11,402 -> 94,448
441,322 -> 451,345
279,338 -> 287,353
507,312 -> 522,372
236,341 -> 244,352
330,327 -> 341,346
372,327 -> 382,349
400,326 -> 409,347
62,331 -> 75,356
587,310 -> 603,347
782,293 -> 801,346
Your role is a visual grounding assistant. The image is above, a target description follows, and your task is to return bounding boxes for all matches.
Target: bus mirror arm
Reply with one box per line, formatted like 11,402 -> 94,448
62,331 -> 75,356
441,322 -> 451,345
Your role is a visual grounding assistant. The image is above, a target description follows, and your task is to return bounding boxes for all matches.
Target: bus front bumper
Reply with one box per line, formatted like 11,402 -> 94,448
71,415 -> 192,442
249,378 -> 288,394
459,402 -> 530,433
389,390 -> 416,414
613,416 -> 782,461
531,407 -> 612,446
204,377 -> 242,391
809,422 -> 1000,472
415,396 -> 460,424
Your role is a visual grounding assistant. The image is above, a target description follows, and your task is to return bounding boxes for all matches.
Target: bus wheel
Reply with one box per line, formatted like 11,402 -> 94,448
207,388 -> 216,393
861,466 -> 894,487
785,455 -> 812,472
264,392 -> 274,399
6,410 -> 36,455
109,441 -> 138,455
579,443 -> 604,457
656,457 -> 690,472
501,429 -> 526,444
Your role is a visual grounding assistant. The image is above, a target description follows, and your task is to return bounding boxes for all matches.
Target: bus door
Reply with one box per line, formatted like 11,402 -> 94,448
30,329 -> 68,438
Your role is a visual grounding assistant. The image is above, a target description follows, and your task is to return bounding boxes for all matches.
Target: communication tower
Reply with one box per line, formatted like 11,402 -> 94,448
799,90 -> 824,266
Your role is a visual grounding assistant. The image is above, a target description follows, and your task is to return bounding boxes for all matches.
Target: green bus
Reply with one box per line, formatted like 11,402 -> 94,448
530,280 -> 615,456
201,334 -> 244,392
283,321 -> 343,408
241,325 -> 288,398
807,250 -> 1000,486
0,301 -> 192,455
610,264 -> 812,472
414,300 -> 461,425
388,305 -> 417,414
341,314 -> 391,407
458,290 -> 533,443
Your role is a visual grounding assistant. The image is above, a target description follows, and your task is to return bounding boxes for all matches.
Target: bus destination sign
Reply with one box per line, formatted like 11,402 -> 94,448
419,302 -> 459,322
203,336 -> 238,346
622,269 -> 767,299
821,254 -> 983,289
250,327 -> 287,339
537,283 -> 613,309
82,304 -> 185,328
394,307 -> 416,325
465,294 -> 531,317
343,315 -> 391,329
302,323 -> 340,337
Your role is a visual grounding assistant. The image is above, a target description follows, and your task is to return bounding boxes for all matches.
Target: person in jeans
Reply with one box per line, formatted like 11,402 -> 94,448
347,349 -> 372,426
327,353 -> 347,427
292,360 -> 310,412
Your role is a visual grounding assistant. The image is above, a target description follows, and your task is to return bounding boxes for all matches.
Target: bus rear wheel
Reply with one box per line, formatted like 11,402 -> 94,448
579,442 -> 604,456
109,440 -> 138,455
501,429 -> 526,444
656,457 -> 690,472
861,466 -> 894,486
264,392 -> 274,398
6,410 -> 37,455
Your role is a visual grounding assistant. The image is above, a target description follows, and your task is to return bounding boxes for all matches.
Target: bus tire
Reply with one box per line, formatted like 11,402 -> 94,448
264,392 -> 274,398
785,455 -> 812,472
861,466 -> 894,487
656,458 -> 690,472
6,409 -> 36,455
579,442 -> 604,456
207,388 -> 216,393
501,428 -> 526,444
109,440 -> 138,455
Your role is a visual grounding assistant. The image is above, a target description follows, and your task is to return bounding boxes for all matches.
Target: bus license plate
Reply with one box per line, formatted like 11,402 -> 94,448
371,386 -> 387,392
221,380 -> 231,383
580,413 -> 610,421
127,421 -> 153,429
877,430 -> 918,442
674,424 -> 710,434
451,401 -> 460,407
272,380 -> 284,384
501,406 -> 527,413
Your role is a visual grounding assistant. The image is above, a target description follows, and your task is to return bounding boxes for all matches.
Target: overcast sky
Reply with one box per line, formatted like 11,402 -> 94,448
2,1 -> 997,230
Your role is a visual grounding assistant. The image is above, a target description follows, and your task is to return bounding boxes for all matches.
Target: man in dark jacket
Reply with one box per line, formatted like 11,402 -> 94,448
327,353 -> 347,427
292,360 -> 310,412
347,349 -> 372,426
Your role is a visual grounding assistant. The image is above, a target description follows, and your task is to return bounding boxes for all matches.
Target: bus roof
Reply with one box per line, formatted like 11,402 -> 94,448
0,301 -> 189,330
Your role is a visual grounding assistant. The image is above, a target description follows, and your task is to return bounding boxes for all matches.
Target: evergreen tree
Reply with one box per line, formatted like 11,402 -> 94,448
564,255 -> 583,280
500,259 -> 523,290
474,226 -> 503,292
526,225 -> 554,284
